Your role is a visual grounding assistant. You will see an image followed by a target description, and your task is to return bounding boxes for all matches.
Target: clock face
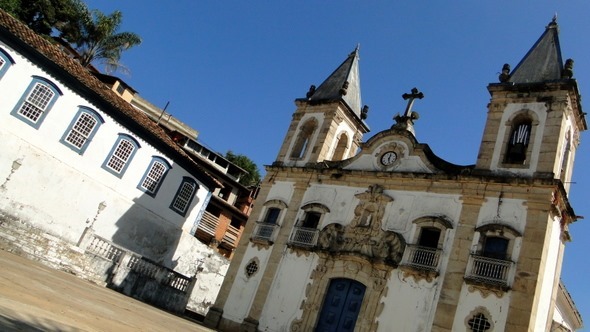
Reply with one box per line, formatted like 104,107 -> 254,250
380,151 -> 397,166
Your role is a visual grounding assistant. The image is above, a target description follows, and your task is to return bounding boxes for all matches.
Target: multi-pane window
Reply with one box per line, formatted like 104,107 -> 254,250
11,77 -> 61,128
61,107 -> 103,154
19,83 -> 54,122
102,134 -> 139,177
170,177 -> 198,216
138,157 -> 170,196
0,47 -> 14,79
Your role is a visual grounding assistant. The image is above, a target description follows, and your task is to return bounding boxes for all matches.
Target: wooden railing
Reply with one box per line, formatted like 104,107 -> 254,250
198,211 -> 219,236
221,224 -> 240,248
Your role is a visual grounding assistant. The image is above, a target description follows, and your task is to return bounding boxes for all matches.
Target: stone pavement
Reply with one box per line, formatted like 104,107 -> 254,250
0,249 -> 216,331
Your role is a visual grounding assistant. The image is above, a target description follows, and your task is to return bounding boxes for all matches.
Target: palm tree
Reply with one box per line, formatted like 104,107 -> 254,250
61,9 -> 141,73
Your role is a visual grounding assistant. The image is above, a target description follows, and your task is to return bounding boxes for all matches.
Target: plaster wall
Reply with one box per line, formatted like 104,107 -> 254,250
259,251 -> 319,331
221,245 -> 273,323
451,285 -> 512,330
533,216 -> 562,331
377,270 -> 440,332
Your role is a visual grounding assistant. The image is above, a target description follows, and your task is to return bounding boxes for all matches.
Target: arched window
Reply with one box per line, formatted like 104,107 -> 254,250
60,106 -> 104,154
252,199 -> 288,243
401,216 -> 453,271
331,132 -> 349,160
505,118 -> 532,164
138,156 -> 171,196
291,118 -> 317,159
102,134 -> 140,177
0,47 -> 15,79
170,177 -> 199,216
11,76 -> 62,128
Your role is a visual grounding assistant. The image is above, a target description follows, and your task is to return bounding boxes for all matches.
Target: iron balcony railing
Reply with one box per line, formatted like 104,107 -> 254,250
289,227 -> 319,247
401,244 -> 442,271
252,222 -> 279,242
466,254 -> 514,286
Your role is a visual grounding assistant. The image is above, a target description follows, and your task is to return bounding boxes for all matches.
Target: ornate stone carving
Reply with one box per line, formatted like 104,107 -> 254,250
317,185 -> 405,266
399,265 -> 439,283
467,284 -> 506,299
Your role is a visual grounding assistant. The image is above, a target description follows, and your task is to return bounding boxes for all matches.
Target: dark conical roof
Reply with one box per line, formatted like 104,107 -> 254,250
308,47 -> 362,116
509,18 -> 564,83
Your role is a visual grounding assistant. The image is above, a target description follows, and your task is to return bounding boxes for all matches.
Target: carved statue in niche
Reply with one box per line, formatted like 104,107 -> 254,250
317,184 -> 406,266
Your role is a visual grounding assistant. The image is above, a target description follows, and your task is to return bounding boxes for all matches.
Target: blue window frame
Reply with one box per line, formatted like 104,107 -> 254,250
11,76 -> 62,129
102,134 -> 140,178
60,106 -> 104,154
170,177 -> 198,216
138,156 -> 171,196
0,47 -> 15,79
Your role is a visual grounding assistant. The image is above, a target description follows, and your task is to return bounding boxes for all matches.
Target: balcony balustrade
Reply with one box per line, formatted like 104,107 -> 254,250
465,254 -> 514,287
289,227 -> 319,247
401,244 -> 442,271
252,222 -> 278,242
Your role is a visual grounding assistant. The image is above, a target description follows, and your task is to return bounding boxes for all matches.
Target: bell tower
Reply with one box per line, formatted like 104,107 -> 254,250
475,18 -> 586,191
274,47 -> 370,167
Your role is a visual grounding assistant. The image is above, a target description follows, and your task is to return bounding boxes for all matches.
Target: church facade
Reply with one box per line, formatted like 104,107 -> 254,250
206,19 -> 583,331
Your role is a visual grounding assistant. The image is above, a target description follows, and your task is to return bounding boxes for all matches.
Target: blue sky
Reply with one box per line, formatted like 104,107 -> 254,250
85,1 -> 590,327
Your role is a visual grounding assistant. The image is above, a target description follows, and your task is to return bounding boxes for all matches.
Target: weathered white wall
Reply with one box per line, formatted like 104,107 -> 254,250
0,41 -> 219,290
259,252 -> 319,331
533,216 -> 562,331
451,286 -> 512,330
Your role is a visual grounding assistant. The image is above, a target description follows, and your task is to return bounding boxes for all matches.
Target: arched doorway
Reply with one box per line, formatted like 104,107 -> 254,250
315,278 -> 366,332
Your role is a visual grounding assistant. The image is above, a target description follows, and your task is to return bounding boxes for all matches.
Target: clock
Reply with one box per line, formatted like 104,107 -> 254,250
380,151 -> 397,166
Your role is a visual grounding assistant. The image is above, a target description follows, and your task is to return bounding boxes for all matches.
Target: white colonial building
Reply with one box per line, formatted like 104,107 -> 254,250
206,19 -> 583,331
0,10 -> 228,315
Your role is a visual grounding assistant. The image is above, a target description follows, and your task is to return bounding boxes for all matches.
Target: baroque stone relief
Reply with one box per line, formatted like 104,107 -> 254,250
317,184 -> 405,266
290,185 -> 403,332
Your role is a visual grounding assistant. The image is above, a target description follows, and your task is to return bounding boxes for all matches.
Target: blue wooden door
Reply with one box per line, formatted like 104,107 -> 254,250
315,278 -> 366,332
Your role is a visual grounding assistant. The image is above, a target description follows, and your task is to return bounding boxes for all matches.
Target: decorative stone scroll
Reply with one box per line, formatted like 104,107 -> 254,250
317,184 -> 405,266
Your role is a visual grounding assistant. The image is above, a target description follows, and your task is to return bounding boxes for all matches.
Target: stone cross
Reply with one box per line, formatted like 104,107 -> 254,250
401,87 -> 424,118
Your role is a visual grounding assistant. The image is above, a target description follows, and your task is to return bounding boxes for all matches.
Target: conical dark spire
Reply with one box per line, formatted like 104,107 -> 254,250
508,18 -> 564,83
308,47 -> 363,117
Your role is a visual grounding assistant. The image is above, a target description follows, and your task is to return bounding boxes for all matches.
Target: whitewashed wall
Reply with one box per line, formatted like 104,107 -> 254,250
0,41 -> 212,276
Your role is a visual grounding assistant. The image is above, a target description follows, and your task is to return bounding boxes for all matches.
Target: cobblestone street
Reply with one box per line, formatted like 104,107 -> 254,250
0,249 -> 216,331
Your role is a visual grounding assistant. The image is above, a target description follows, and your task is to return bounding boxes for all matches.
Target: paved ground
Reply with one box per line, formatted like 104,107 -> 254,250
0,249 -> 216,331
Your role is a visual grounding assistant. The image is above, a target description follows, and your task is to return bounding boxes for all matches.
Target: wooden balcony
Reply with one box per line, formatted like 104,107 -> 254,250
221,224 -> 240,248
198,211 -> 219,237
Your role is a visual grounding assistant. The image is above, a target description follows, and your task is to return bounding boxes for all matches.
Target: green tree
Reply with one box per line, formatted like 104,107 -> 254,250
225,151 -> 261,187
0,0 -> 87,37
60,9 -> 141,73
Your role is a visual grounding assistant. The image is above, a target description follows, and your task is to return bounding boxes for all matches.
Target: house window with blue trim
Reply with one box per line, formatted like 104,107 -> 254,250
11,76 -> 62,128
170,177 -> 198,216
0,47 -> 15,79
138,157 -> 171,196
102,134 -> 140,177
61,107 -> 104,154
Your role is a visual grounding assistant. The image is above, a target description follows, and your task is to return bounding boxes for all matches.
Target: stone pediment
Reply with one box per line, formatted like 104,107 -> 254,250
317,184 -> 406,266
338,128 -> 472,175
